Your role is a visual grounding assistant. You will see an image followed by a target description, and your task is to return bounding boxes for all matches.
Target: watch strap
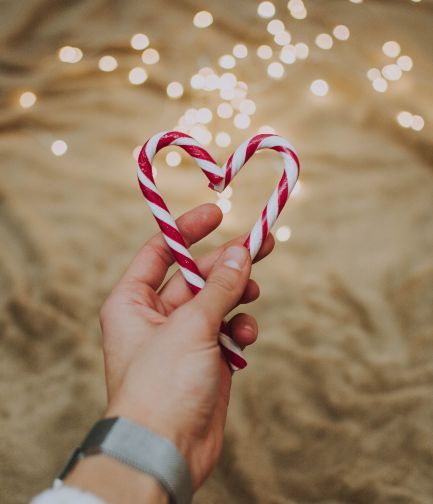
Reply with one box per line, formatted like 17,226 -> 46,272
56,417 -> 193,504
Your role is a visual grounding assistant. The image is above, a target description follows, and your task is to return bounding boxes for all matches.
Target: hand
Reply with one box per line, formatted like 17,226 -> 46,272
99,203 -> 274,489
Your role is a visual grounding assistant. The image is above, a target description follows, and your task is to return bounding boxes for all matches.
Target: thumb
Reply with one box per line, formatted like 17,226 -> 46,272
188,245 -> 252,331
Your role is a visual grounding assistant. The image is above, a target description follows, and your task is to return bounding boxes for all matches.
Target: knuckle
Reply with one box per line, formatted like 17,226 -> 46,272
208,270 -> 238,293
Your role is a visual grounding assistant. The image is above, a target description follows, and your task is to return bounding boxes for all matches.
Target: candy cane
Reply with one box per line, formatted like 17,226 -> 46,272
137,130 -> 300,370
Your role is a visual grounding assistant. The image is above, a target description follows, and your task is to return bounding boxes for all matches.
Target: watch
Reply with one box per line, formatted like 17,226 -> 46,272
56,417 -> 193,504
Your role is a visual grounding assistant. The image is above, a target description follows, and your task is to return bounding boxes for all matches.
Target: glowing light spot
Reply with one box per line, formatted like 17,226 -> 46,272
218,186 -> 233,199
185,108 -> 198,125
288,0 -> 307,19
216,198 -> 232,214
19,91 -> 37,108
367,68 -> 381,81
382,64 -> 402,81
382,41 -> 401,58
220,88 -> 235,100
411,115 -> 424,131
141,48 -> 159,64
58,46 -> 83,63
167,81 -> 184,98
166,151 -> 182,166
349,0 -> 363,3
274,31 -> 291,46
267,62 -> 285,79
130,34 -> 149,50
190,74 -> 205,89
276,225 -> 292,241
197,107 -> 213,124
98,55 -> 118,72
257,45 -> 273,60
129,67 -> 148,85
258,125 -> 276,134
219,54 -> 236,69
239,99 -> 256,115
190,125 -> 212,145
315,33 -> 333,50
372,78 -> 388,92
215,132 -> 231,147
267,19 -> 285,35
234,113 -> 251,129
193,11 -> 213,28
51,140 -> 68,156
219,72 -> 237,90
397,55 -> 413,71
233,44 -> 248,58
204,74 -> 219,91
217,102 -> 234,119
280,45 -> 296,64
333,25 -> 350,40
397,111 -> 412,128
310,79 -> 329,96
295,42 -> 309,59
257,1 -> 276,18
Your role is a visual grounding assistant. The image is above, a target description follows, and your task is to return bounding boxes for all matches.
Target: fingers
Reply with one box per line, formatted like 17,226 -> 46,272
159,232 -> 274,311
229,313 -> 258,349
185,246 -> 252,331
119,203 -> 223,290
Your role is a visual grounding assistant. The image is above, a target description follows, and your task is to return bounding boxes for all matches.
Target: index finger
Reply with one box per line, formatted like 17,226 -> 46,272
119,203 -> 223,290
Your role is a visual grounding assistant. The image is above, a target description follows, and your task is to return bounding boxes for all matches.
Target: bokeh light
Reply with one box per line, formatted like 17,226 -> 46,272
310,79 -> 329,96
333,25 -> 350,40
233,44 -> 248,58
193,11 -> 213,28
98,56 -> 118,72
315,34 -> 333,50
215,132 -> 231,147
382,41 -> 401,58
166,151 -> 182,166
257,1 -> 276,18
257,45 -> 273,60
19,91 -> 37,108
128,67 -> 148,85
130,33 -> 149,50
58,46 -> 83,63
141,48 -> 160,64
276,225 -> 292,241
51,140 -> 68,156
267,62 -> 285,79
167,82 -> 184,99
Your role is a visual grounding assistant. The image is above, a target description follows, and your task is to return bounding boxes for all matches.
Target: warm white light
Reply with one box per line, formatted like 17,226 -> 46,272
216,198 -> 232,213
219,72 -> 237,90
193,10 -> 213,28
190,125 -> 212,145
276,225 -> 291,241
166,151 -> 182,166
131,34 -> 149,50
382,41 -> 401,58
58,46 -> 83,63
315,33 -> 333,50
190,74 -> 205,89
19,91 -> 37,108
239,99 -> 256,115
185,108 -> 198,125
257,45 -> 273,60
204,74 -> 219,91
367,68 -> 381,81
280,45 -> 296,64
167,82 -> 184,98
258,125 -> 276,134
382,64 -> 402,81
349,0 -> 363,3
290,6 -> 307,19
234,113 -> 251,129
267,19 -> 285,35
333,25 -> 350,40
372,78 -> 388,92
219,54 -> 236,69
141,48 -> 159,64
233,44 -> 248,58
310,79 -> 329,96
197,107 -> 213,124
51,140 -> 68,156
267,62 -> 284,79
257,1 -> 276,18
397,111 -> 412,128
129,67 -> 148,85
295,42 -> 309,59
397,55 -> 413,71
217,102 -> 233,119
220,88 -> 235,100
98,56 -> 118,72
411,115 -> 424,131
274,31 -> 291,46
215,132 -> 231,147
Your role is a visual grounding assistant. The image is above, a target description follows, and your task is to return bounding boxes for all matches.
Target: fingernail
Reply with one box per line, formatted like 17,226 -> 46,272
223,246 -> 248,270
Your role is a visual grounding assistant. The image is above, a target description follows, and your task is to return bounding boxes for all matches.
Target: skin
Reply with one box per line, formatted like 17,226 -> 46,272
65,203 -> 275,502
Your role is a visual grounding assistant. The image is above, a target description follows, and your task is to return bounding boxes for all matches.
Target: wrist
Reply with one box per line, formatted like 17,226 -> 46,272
65,454 -> 168,504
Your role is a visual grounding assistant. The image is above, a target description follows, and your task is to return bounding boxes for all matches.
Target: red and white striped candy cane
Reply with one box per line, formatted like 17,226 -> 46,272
137,130 -> 300,371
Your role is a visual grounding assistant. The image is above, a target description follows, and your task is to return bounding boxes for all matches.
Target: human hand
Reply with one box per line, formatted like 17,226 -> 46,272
99,203 -> 274,489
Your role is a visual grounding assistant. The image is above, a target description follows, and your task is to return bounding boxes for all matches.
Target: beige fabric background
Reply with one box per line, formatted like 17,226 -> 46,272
1,0 -> 433,502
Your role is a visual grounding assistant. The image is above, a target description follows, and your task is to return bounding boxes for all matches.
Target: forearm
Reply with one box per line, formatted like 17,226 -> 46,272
64,454 -> 169,504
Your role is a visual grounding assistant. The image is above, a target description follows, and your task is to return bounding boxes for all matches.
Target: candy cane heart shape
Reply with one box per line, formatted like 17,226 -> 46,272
137,130 -> 300,371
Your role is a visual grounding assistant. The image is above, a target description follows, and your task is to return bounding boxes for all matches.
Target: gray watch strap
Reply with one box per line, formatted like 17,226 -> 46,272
56,417 -> 193,504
